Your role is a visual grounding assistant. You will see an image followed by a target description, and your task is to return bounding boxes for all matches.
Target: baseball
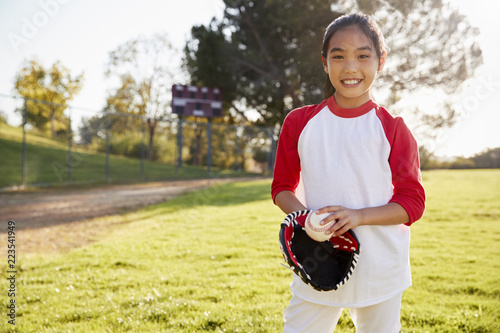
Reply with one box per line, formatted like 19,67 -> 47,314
305,211 -> 335,242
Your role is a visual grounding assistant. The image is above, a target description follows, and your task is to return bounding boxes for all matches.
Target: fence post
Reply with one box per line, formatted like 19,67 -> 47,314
234,126 -> 241,171
141,117 -> 145,180
105,108 -> 110,183
67,108 -> 72,183
177,116 -> 183,169
21,99 -> 27,188
267,127 -> 278,173
207,118 -> 212,174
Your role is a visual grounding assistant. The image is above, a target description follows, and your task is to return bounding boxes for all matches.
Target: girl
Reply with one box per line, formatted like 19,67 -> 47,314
271,13 -> 426,333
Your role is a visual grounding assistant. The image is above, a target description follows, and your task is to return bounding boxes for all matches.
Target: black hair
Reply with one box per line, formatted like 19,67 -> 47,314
322,13 -> 387,99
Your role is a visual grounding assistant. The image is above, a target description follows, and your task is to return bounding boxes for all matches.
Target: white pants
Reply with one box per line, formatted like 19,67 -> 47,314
283,292 -> 403,333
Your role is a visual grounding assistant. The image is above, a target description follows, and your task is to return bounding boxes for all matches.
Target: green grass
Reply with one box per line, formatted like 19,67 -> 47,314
0,124 -> 254,189
403,170 -> 500,332
0,170 -> 499,332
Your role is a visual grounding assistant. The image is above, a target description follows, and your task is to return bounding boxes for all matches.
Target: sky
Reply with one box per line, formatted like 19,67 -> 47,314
0,0 -> 499,158
0,0 -> 225,127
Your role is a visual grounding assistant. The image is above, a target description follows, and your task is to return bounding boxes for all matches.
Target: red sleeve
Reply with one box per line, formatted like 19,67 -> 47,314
271,102 -> 327,203
271,109 -> 303,203
379,110 -> 426,225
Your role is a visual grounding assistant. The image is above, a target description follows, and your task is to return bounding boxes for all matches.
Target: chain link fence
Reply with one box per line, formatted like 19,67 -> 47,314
0,94 -> 278,189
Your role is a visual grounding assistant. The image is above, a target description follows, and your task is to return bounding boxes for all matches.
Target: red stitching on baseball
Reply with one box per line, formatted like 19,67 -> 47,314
306,214 -> 332,233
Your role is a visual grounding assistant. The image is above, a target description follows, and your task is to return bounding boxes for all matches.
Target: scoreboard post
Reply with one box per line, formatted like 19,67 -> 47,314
172,85 -> 223,171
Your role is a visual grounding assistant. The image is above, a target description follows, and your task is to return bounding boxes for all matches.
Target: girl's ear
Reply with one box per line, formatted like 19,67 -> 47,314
377,51 -> 387,72
321,55 -> 328,73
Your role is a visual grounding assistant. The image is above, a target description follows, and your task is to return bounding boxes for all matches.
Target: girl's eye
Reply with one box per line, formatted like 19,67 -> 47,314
359,55 -> 370,59
332,55 -> 343,60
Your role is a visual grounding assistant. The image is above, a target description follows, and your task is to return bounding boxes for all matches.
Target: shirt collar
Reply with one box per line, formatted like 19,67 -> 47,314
326,95 -> 377,118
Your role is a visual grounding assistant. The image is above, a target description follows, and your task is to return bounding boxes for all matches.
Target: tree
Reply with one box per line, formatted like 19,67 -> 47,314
105,33 -> 179,160
78,115 -> 105,146
184,0 -> 482,129
14,59 -> 84,138
185,0 -> 336,126
472,147 -> 500,169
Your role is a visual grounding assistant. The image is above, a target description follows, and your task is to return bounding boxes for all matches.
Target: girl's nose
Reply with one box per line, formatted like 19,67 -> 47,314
344,60 -> 358,73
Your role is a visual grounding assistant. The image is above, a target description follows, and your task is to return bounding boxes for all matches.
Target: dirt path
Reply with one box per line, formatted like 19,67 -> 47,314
0,178 -> 244,254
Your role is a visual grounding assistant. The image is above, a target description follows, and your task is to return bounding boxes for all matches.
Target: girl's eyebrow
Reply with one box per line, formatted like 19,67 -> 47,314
329,46 -> 373,54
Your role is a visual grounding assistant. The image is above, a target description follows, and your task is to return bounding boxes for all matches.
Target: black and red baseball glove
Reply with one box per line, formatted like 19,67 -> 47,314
279,210 -> 360,291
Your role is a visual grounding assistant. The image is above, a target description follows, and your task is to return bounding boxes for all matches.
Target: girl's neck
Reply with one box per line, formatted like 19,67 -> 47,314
333,91 -> 372,109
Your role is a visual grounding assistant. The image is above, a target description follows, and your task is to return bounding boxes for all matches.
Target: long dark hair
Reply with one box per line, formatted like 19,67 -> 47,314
322,13 -> 387,99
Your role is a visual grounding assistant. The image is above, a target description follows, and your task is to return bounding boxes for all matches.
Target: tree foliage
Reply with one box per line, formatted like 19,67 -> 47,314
346,0 -> 483,137
471,147 -> 500,169
184,0 -> 482,128
418,146 -> 500,170
104,33 -> 178,160
185,0 -> 337,126
349,0 -> 482,96
14,58 -> 84,138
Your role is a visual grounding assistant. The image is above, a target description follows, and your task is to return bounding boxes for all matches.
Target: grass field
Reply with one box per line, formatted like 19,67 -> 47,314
0,169 -> 499,332
0,124 -> 254,189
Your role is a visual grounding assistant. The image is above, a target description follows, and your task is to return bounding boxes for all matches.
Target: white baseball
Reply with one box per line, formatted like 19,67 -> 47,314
305,211 -> 335,242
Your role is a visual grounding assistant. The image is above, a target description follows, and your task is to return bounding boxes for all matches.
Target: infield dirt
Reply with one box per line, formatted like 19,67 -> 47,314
0,178 -> 257,254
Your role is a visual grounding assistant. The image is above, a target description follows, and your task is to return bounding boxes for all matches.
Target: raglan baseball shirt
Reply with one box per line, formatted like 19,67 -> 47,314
272,96 -> 426,307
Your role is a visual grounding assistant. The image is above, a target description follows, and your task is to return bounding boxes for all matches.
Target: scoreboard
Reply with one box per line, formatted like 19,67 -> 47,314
171,85 -> 222,118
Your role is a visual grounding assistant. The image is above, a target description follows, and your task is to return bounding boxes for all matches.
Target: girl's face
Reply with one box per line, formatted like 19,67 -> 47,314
322,26 -> 386,109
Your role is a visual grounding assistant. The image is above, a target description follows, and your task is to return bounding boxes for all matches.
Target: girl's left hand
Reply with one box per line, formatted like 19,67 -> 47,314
315,205 -> 363,236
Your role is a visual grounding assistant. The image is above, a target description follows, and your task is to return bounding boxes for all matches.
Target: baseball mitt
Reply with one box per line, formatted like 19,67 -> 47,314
279,210 -> 360,291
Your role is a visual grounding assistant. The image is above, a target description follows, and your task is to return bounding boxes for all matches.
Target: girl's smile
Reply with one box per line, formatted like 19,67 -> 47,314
341,79 -> 363,87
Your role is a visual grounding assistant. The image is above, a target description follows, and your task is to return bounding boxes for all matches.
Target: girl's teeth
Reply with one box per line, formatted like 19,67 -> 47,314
343,80 -> 360,85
